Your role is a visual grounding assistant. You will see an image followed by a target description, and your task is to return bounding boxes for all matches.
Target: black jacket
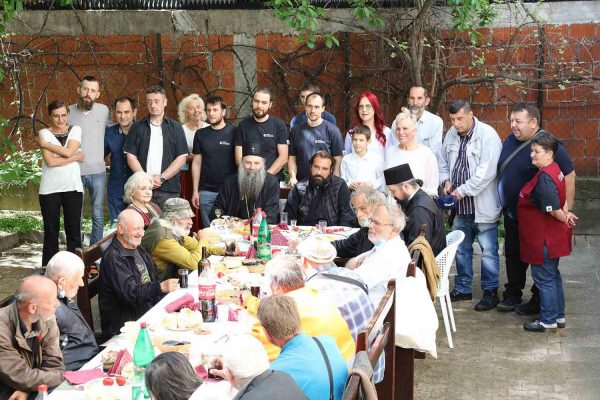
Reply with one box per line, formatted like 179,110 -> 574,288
233,370 -> 307,400
403,189 -> 446,256
123,116 -> 188,193
56,297 -> 99,371
210,173 -> 280,224
332,227 -> 374,259
99,236 -> 164,337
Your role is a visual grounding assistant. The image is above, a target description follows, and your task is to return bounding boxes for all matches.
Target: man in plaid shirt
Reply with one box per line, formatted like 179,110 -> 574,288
298,237 -> 385,383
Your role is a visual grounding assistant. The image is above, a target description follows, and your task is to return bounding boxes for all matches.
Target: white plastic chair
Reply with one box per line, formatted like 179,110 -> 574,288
435,230 -> 465,348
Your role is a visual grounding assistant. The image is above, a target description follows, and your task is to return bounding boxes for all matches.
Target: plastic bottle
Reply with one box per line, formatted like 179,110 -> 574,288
132,322 -> 155,400
257,217 -> 272,261
251,208 -> 263,244
34,384 -> 48,400
198,264 -> 217,322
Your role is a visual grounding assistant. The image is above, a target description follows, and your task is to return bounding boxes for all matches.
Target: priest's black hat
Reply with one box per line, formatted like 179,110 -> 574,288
384,163 -> 414,185
242,142 -> 262,158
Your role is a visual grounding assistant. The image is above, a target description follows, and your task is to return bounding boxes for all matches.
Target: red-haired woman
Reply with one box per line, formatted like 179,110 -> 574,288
343,92 -> 392,160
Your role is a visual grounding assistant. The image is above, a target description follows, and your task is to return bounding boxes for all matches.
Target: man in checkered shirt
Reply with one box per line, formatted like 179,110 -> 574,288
298,237 -> 385,383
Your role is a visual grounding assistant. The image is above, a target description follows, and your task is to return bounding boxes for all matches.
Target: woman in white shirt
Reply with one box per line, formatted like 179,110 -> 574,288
36,100 -> 84,267
343,92 -> 392,160
178,94 -> 209,230
385,108 -> 439,196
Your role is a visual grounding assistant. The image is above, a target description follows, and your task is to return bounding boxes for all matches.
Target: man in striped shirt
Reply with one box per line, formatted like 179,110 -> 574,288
438,100 -> 503,312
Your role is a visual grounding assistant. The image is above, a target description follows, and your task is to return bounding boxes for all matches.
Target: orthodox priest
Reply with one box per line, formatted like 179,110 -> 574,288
385,163 -> 446,255
209,142 -> 280,223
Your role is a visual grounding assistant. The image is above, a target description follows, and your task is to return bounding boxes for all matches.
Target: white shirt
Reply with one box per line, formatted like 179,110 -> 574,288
340,150 -> 386,193
390,110 -> 444,157
344,126 -> 393,161
384,144 -> 439,197
39,127 -> 84,195
354,235 -> 411,305
146,123 -> 164,176
183,122 -> 209,153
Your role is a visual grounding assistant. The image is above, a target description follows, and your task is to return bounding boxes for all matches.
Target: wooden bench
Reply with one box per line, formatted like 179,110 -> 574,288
75,232 -> 115,330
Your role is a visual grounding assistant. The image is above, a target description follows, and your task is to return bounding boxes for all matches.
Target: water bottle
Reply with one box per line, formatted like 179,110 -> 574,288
34,384 -> 48,400
257,217 -> 272,261
132,322 -> 155,400
251,208 -> 263,244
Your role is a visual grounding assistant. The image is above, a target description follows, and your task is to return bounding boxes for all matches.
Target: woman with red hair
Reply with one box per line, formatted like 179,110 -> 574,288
343,92 -> 393,160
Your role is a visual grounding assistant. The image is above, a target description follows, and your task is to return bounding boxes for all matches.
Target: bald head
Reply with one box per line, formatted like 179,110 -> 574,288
16,275 -> 59,325
117,209 -> 145,249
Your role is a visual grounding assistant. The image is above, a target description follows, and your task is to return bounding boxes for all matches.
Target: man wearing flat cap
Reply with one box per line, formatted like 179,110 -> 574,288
385,164 -> 446,256
210,142 -> 280,223
142,198 -> 234,280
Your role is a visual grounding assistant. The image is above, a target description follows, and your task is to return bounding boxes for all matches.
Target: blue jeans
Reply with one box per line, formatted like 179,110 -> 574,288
452,214 -> 500,293
81,172 -> 106,245
531,246 -> 565,325
107,181 -> 126,226
200,190 -> 218,228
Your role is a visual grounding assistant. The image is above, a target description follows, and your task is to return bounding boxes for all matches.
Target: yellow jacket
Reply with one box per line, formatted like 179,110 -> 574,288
246,287 -> 355,362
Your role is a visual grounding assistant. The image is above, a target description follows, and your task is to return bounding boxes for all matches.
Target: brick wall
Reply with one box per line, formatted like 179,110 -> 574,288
1,22 -> 598,174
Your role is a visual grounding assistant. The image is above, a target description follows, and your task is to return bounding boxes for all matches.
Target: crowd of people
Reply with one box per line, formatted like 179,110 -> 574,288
0,76 -> 579,399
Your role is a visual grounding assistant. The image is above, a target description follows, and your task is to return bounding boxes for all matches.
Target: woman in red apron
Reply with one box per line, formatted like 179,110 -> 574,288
517,132 -> 577,332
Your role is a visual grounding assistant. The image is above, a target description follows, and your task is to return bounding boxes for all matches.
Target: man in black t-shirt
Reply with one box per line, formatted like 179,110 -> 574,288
234,88 -> 289,181
191,96 -> 237,228
288,92 -> 344,185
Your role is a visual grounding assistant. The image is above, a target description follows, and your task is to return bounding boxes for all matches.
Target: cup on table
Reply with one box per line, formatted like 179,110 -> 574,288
216,303 -> 230,323
290,219 -> 298,232
280,212 -> 288,225
250,284 -> 261,298
178,269 -> 189,288
318,220 -> 328,232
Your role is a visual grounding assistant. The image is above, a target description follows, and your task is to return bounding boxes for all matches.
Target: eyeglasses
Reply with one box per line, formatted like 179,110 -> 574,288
369,219 -> 394,228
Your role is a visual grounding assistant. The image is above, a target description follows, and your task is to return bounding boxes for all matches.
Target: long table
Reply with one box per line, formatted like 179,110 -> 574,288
49,269 -> 244,399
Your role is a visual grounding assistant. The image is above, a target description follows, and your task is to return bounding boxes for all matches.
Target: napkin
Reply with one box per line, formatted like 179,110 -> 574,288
165,293 -> 196,313
271,229 -> 288,246
195,365 -> 224,383
245,245 -> 257,259
276,222 -> 289,230
108,349 -> 133,376
63,368 -> 106,385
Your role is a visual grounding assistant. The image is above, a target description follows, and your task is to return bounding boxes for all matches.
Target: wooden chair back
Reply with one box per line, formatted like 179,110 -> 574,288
75,232 -> 115,330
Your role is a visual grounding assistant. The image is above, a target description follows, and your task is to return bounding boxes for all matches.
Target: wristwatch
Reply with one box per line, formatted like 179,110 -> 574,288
159,176 -> 166,184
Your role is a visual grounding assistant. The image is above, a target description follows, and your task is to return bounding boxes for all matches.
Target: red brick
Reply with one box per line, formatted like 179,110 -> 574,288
546,87 -> 574,102
573,120 -> 599,139
559,105 -> 587,119
562,139 -> 585,157
491,27 -> 515,43
587,105 -> 600,119
586,139 -> 600,157
544,121 -> 573,138
212,51 -> 234,71
573,157 -> 598,175
569,23 -> 595,40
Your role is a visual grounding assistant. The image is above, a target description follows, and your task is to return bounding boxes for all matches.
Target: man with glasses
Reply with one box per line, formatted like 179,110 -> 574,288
346,203 -> 411,304
332,185 -> 386,259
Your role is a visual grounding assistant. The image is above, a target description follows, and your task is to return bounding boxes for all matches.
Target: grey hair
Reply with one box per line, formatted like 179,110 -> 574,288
123,171 -> 153,204
222,335 -> 269,386
45,251 -> 84,282
380,203 -> 407,232
177,93 -> 206,125
351,185 -> 387,207
265,257 -> 305,293
394,107 -> 418,131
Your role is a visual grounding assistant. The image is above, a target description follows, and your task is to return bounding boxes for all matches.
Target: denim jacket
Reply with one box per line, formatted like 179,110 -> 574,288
438,117 -> 502,223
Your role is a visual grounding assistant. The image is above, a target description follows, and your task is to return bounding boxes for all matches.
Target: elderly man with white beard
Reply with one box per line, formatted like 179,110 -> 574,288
99,209 -> 179,337
210,142 -> 280,223
142,198 -> 237,280
346,203 -> 411,305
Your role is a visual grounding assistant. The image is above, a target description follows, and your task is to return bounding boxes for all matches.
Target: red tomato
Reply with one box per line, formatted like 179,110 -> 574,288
217,272 -> 224,278
116,376 -> 127,386
102,377 -> 114,386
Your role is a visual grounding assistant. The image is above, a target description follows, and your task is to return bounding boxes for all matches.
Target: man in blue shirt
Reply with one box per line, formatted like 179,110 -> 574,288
258,295 -> 348,400
497,103 -> 575,314
290,82 -> 337,129
105,96 -> 136,226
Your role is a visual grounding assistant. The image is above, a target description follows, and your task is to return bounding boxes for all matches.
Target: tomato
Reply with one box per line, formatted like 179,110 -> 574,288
217,272 -> 224,278
102,377 -> 114,386
116,376 -> 127,386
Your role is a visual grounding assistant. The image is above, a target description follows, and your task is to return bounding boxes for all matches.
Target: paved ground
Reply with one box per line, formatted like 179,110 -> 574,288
1,237 -> 598,399
415,240 -> 600,400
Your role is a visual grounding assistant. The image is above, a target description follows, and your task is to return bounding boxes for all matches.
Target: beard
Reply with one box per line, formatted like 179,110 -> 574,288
409,105 -> 424,118
238,164 -> 266,200
310,174 -> 329,188
77,96 -> 94,111
122,231 -> 141,248
358,216 -> 371,228
252,108 -> 268,119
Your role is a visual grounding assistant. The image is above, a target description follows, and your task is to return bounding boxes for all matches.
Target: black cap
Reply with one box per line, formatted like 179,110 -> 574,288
384,163 -> 414,185
242,142 -> 262,158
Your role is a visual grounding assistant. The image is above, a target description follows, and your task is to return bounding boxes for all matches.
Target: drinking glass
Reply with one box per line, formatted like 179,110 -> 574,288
214,208 -> 222,219
290,219 -> 297,231
280,212 -> 288,225
318,220 -> 328,232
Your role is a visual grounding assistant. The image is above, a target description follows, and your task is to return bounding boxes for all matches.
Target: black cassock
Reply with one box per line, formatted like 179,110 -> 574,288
209,173 -> 280,224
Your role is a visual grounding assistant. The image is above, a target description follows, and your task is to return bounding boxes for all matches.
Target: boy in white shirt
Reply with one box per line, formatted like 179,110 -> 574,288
340,125 -> 385,193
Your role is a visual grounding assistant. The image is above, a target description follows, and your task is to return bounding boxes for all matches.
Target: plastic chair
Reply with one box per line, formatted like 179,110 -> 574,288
435,230 -> 465,348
